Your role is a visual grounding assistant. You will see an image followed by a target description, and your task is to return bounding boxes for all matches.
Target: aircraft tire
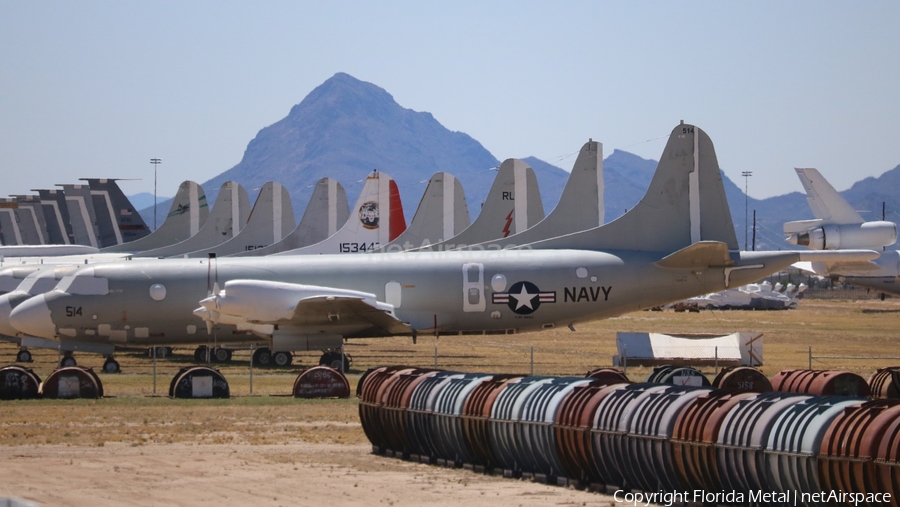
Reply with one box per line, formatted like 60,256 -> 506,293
102,358 -> 121,374
252,348 -> 272,367
194,346 -> 210,363
212,347 -> 232,363
59,355 -> 77,368
16,349 -> 32,363
272,351 -> 293,367
320,351 -> 350,372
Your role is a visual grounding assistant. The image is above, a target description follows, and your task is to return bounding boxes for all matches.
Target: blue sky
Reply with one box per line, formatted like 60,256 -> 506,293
2,2 -> 898,200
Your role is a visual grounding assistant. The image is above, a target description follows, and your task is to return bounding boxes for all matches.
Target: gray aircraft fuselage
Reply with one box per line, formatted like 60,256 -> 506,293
20,249 -> 795,348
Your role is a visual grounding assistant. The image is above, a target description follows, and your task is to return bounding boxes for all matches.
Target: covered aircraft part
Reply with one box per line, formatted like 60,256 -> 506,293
101,181 -> 209,253
0,365 -> 42,399
711,366 -> 772,392
168,366 -> 230,399
869,367 -> 900,399
771,369 -> 871,397
359,368 -> 900,500
186,181 -> 295,257
137,181 -> 250,258
40,366 -> 103,399
82,178 -> 151,247
292,366 -> 350,398
583,367 -> 630,385
789,222 -> 898,250
234,178 -> 349,256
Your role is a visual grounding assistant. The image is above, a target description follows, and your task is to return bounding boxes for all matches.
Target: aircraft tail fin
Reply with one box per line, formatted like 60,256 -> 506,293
81,178 -> 151,247
187,182 -> 295,257
412,159 -> 544,250
275,171 -> 405,255
0,198 -> 23,246
35,189 -> 73,245
101,181 -> 209,253
522,122 -> 739,253
233,178 -> 349,257
473,140 -> 602,249
379,172 -> 470,252
134,181 -> 248,258
58,184 -> 101,248
783,168 -> 864,235
9,195 -> 48,245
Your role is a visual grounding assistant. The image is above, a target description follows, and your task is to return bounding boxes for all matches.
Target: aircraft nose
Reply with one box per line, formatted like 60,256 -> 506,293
0,292 -> 33,336
9,294 -> 57,339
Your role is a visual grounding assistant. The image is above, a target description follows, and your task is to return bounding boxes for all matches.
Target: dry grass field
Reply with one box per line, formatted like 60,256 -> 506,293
1,298 -> 898,506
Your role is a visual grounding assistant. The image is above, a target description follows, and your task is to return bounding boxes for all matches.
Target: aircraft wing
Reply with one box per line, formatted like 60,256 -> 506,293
289,295 -> 413,336
194,279 -> 412,338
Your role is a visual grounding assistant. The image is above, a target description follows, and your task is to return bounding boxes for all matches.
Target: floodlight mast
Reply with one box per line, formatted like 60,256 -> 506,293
150,158 -> 162,230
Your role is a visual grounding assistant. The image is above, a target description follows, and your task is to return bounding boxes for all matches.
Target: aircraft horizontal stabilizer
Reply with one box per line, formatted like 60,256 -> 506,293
655,241 -> 732,269
194,279 -> 411,338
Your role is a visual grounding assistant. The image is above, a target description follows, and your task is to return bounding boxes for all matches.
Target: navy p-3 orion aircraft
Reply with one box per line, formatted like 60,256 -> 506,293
8,122 -> 879,369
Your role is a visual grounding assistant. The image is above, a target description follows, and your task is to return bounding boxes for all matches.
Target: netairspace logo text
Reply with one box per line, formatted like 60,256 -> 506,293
613,489 -> 893,507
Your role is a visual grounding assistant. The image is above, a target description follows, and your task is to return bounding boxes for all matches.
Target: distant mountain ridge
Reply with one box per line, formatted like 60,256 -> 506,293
140,72 -> 899,252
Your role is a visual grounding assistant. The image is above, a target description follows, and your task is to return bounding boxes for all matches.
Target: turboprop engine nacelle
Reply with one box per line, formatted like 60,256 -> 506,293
786,221 -> 897,250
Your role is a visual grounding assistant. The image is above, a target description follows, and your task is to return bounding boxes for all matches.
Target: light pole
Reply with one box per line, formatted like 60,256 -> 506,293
150,158 -> 162,230
742,171 -> 752,250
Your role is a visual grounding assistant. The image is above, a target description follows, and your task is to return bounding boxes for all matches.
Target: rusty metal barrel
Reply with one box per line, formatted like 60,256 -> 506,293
459,374 -> 523,471
379,368 -> 442,457
429,373 -> 495,467
646,365 -> 710,387
168,366 -> 229,398
764,396 -> 866,503
292,366 -> 350,398
715,391 -> 811,494
620,385 -> 712,493
712,366 -> 773,392
671,390 -> 757,492
488,376 -> 556,476
869,367 -> 900,399
406,370 -> 465,461
584,367 -> 630,384
0,365 -> 42,400
358,366 -> 417,452
554,382 -> 629,488
771,369 -> 871,397
818,399 -> 900,506
590,383 -> 668,490
40,366 -> 103,399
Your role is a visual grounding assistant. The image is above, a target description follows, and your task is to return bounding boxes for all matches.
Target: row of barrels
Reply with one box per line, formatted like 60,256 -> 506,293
0,364 -> 351,399
358,366 -> 900,506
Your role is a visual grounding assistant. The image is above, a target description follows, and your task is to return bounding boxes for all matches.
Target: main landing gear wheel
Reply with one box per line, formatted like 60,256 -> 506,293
194,346 -> 210,363
252,347 -> 272,367
59,353 -> 77,368
319,351 -> 350,372
16,349 -> 32,363
211,347 -> 232,363
102,357 -> 121,374
272,351 -> 293,367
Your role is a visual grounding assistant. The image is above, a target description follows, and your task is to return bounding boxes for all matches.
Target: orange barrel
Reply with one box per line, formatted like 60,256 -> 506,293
379,368 -> 442,457
554,382 -> 629,488
459,375 -> 523,471
671,390 -> 757,492
771,369 -> 870,397
358,366 -> 416,452
819,399 -> 900,507
712,366 -> 773,392
868,367 -> 900,399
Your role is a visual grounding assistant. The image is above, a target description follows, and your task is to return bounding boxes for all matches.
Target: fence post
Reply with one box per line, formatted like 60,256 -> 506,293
249,344 -> 254,395
434,343 -> 438,368
715,346 -> 718,375
808,345 -> 812,370
530,345 -> 534,376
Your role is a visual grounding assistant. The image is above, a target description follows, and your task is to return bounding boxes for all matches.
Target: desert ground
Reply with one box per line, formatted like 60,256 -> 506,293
1,297 -> 898,506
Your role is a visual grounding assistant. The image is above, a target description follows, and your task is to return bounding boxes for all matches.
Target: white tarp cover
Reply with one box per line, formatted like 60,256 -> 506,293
614,332 -> 763,366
